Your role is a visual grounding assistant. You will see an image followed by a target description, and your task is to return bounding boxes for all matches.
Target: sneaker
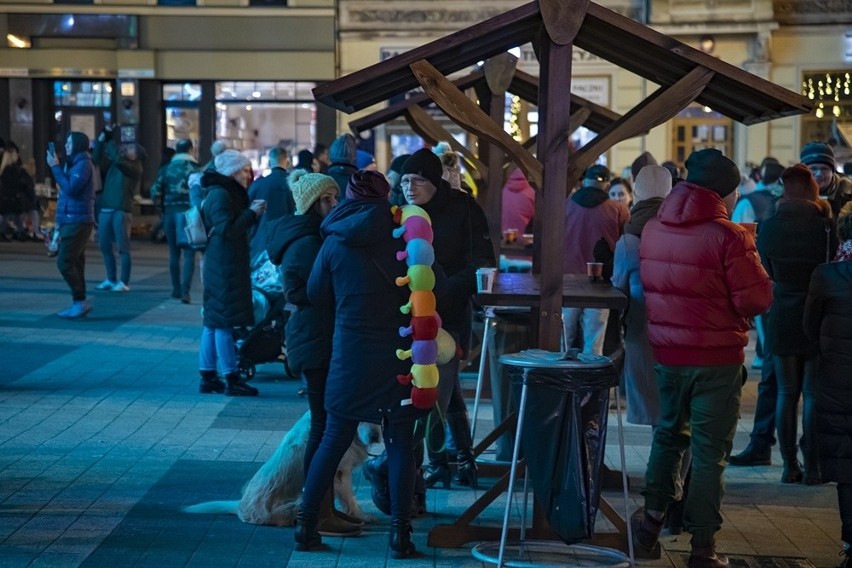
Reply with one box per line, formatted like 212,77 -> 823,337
96,279 -> 116,290
57,299 -> 92,319
111,281 -> 130,292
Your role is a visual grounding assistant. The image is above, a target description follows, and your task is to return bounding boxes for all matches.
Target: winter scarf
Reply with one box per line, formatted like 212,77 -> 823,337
835,240 -> 852,263
624,197 -> 664,237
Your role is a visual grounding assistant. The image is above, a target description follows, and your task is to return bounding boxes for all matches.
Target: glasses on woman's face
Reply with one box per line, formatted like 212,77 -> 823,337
400,175 -> 428,188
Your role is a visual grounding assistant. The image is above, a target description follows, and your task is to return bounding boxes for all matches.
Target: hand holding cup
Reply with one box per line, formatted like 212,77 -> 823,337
250,199 -> 267,216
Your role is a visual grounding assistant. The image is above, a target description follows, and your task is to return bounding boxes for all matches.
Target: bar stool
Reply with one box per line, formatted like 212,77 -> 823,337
471,349 -> 633,567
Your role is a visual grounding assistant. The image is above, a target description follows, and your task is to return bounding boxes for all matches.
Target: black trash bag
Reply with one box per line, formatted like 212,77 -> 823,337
508,362 -> 618,544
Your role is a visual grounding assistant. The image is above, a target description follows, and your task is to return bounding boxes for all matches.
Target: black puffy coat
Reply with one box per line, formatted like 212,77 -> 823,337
326,162 -> 358,195
201,171 -> 258,329
308,199 -> 429,425
419,181 -> 496,352
267,211 -> 332,375
803,259 -> 852,483
757,200 -> 837,356
247,167 -> 295,261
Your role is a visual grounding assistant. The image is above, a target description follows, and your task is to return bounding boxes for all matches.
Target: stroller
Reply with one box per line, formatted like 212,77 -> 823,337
234,253 -> 294,381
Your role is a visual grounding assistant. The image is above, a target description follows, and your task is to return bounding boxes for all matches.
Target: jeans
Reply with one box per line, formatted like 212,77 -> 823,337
775,354 -> 817,457
303,414 -> 417,522
57,223 -> 94,301
643,363 -> 743,546
163,212 -> 196,297
198,326 -> 237,375
303,367 -> 329,477
749,342 -> 777,449
562,307 -> 610,355
97,209 -> 132,284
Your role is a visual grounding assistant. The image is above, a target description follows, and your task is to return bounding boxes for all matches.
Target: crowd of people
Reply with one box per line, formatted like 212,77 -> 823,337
11,125 -> 852,564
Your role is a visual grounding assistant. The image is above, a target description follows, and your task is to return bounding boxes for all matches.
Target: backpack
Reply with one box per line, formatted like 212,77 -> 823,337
177,201 -> 210,250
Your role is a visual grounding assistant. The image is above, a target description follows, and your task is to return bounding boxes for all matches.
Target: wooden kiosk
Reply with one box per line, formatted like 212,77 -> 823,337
314,0 -> 812,552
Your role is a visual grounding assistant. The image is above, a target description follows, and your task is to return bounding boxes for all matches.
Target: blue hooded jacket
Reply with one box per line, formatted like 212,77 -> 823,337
51,134 -> 96,225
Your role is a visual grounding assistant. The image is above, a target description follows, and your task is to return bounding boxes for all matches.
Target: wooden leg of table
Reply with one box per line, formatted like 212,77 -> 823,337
472,412 -> 517,459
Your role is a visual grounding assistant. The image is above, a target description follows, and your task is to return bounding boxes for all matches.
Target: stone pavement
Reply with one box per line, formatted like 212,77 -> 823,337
0,239 -> 844,567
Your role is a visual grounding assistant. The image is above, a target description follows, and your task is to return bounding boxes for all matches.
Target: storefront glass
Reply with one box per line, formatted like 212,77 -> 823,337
801,70 -> 852,165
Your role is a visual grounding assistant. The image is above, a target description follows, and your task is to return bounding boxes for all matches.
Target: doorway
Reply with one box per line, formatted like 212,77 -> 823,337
671,104 -> 733,166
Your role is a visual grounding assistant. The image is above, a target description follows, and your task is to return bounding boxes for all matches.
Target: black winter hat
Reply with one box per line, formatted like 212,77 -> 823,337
388,153 -> 411,174
685,148 -> 740,197
401,148 -> 443,188
584,164 -> 611,183
799,142 -> 835,168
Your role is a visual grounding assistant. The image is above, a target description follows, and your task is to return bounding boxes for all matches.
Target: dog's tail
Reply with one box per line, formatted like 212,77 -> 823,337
181,500 -> 240,516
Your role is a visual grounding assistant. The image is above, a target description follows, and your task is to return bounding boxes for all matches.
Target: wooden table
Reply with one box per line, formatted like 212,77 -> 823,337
427,271 -> 631,551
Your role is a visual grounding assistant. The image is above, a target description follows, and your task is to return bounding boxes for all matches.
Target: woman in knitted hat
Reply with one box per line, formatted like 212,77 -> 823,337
804,201 -> 852,566
296,170 -> 428,557
266,170 -> 355,536
611,164 -> 691,530
757,163 -> 838,485
197,149 -> 267,397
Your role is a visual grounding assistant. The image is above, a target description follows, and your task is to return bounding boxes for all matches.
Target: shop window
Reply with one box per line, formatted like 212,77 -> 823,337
215,81 -> 317,174
53,81 -> 113,108
249,0 -> 287,5
158,0 -> 196,5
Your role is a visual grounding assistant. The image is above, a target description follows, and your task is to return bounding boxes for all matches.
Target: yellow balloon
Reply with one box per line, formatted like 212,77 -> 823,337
435,328 -> 457,365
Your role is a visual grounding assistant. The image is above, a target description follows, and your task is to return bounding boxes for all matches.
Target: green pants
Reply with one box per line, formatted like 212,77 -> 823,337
643,363 -> 744,546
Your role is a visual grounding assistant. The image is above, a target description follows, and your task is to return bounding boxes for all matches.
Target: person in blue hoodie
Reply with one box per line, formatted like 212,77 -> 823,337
295,170 -> 432,558
47,131 -> 97,319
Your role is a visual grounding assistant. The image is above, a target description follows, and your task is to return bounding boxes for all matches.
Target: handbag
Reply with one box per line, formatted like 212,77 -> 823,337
177,204 -> 209,250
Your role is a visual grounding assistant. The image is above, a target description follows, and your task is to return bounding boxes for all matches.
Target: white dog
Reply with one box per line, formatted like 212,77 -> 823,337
182,410 -> 381,526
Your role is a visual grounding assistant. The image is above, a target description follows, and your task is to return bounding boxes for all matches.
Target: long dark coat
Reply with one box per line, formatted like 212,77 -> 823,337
308,198 -> 429,425
757,200 -> 837,357
803,259 -> 852,484
201,171 -> 258,329
420,181 -> 495,352
267,211 -> 332,375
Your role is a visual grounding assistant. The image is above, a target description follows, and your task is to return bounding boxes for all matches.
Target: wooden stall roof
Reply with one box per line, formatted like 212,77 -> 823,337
348,68 -> 621,136
314,1 -> 812,125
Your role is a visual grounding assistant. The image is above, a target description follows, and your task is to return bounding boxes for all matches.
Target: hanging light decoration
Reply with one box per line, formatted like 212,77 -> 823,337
802,71 -> 851,119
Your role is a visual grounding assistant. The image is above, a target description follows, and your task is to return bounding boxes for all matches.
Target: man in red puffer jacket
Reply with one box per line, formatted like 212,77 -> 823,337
631,149 -> 773,567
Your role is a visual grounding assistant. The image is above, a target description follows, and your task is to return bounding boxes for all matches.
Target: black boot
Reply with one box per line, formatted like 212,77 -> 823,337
364,453 -> 391,515
447,411 -> 478,488
837,543 -> 851,568
225,372 -> 259,397
389,518 -> 416,559
688,540 -> 729,568
780,444 -> 803,484
294,510 -> 322,551
199,370 -> 225,394
729,443 -> 771,466
423,462 -> 451,489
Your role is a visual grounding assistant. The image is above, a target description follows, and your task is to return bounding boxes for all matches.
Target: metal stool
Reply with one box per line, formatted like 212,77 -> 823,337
471,349 -> 633,567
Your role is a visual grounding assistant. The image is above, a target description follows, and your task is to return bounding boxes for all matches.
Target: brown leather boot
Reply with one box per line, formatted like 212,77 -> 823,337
688,541 -> 730,568
630,507 -> 663,559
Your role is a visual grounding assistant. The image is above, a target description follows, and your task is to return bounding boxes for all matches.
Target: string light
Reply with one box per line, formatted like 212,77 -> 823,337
802,71 -> 850,119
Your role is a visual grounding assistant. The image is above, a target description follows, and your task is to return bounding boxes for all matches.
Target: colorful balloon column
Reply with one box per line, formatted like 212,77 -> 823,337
392,204 -> 441,409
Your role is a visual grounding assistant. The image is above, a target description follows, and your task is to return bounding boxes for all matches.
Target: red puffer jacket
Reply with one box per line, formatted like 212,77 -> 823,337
639,182 -> 773,366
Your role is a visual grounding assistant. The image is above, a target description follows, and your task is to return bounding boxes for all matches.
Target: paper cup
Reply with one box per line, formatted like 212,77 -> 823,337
739,222 -> 757,237
586,262 -> 604,282
476,267 -> 497,293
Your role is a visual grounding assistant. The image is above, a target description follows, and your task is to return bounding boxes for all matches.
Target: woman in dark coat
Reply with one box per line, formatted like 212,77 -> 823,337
804,202 -> 852,566
296,171 -> 430,558
197,150 -> 266,397
757,164 -> 838,484
266,170 -> 358,536
1,142 -> 39,240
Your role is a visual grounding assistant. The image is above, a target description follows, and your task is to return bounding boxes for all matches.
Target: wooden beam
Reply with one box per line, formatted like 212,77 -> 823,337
534,34 -> 573,352
409,59 -> 542,189
403,105 -> 488,180
539,0 -> 590,46
570,65 -> 715,181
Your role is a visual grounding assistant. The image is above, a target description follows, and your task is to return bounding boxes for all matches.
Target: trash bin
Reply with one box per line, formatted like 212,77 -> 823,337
501,349 -> 619,544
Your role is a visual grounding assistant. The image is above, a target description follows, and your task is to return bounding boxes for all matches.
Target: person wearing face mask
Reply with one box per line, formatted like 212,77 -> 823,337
196,150 -> 266,397
46,131 -> 98,319
799,142 -> 852,217
631,149 -> 773,565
